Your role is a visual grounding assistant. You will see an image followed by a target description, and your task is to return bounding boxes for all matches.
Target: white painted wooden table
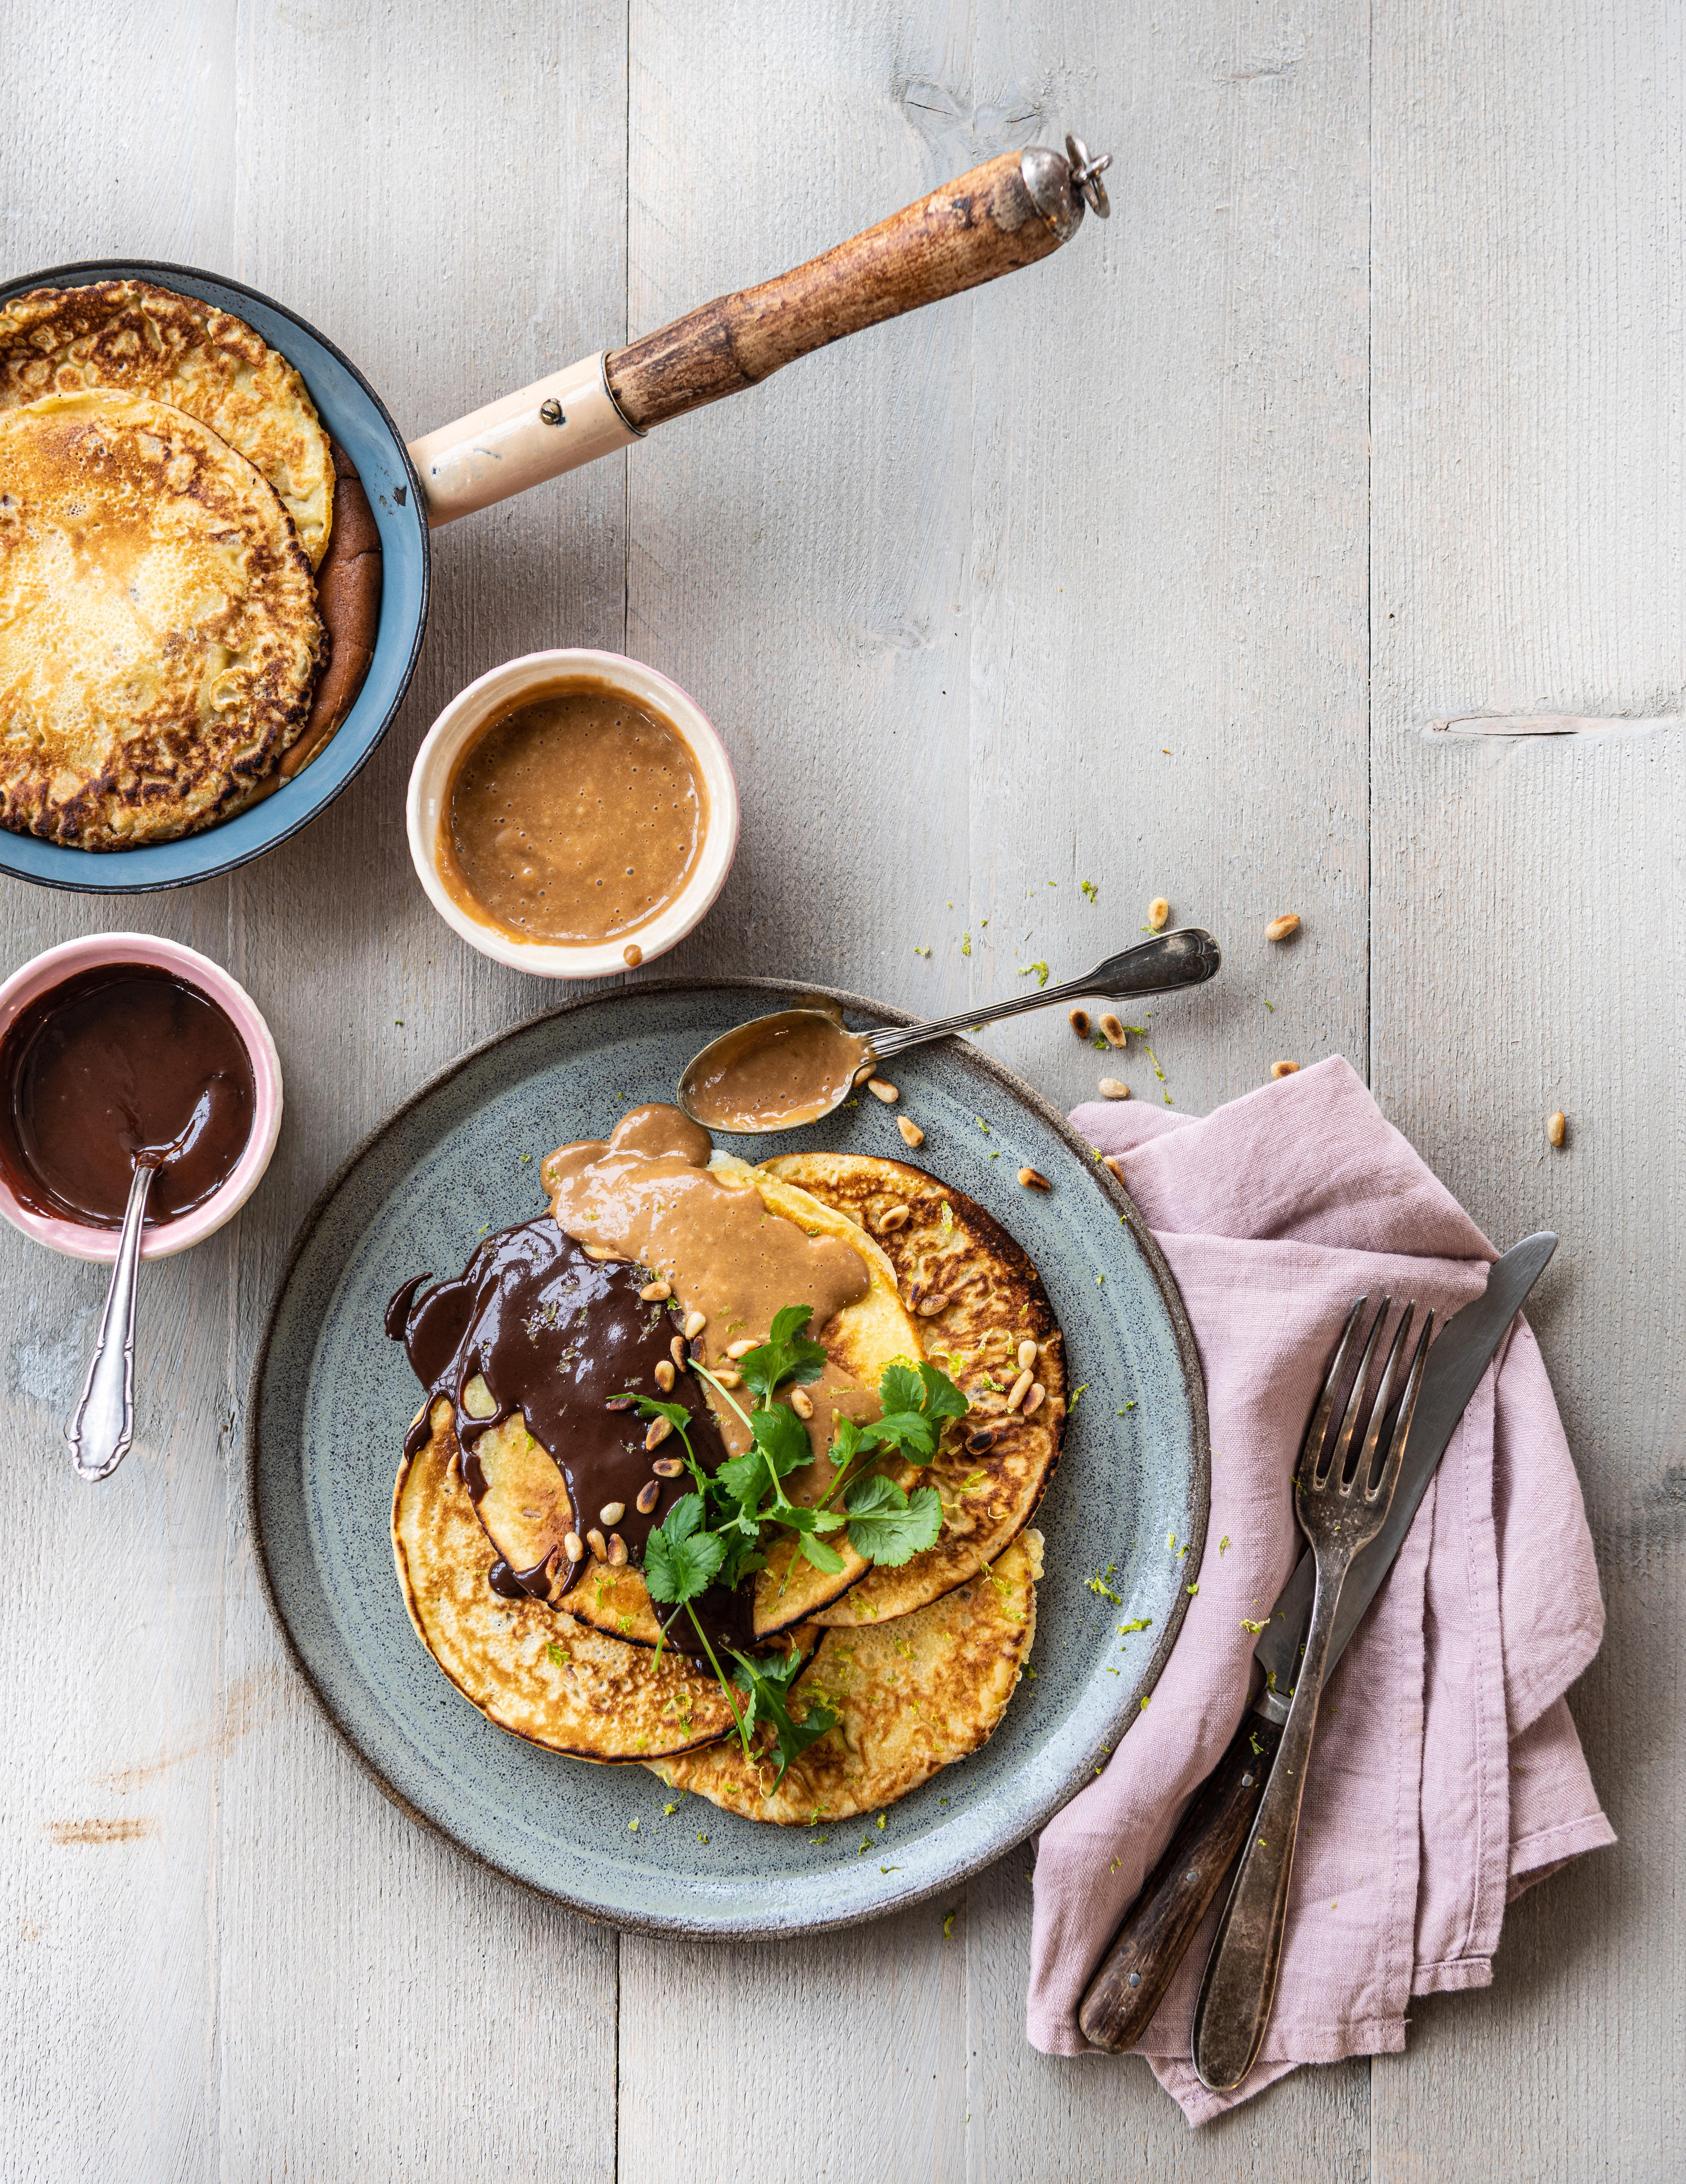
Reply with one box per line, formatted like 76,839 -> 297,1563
2,4 -> 1679,2176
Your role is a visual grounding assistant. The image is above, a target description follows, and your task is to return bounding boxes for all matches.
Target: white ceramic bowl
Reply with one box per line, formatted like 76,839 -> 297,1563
0,934 -> 283,1263
406,649 -> 739,979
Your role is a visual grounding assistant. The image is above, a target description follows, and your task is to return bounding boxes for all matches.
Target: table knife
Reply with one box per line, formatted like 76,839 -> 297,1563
1076,1233 -> 1557,2053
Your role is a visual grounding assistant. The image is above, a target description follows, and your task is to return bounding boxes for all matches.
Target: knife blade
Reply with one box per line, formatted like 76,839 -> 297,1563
1076,1231 -> 1557,2053
1251,1230 -> 1557,1713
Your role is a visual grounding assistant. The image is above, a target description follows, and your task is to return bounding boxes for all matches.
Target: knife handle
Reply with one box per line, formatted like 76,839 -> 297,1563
1076,1712 -> 1282,2052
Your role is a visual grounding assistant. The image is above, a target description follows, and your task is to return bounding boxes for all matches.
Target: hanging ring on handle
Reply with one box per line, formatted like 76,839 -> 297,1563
1066,133 -> 1113,218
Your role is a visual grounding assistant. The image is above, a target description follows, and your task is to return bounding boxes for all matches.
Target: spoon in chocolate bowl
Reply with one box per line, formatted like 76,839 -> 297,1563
677,928 -> 1222,1134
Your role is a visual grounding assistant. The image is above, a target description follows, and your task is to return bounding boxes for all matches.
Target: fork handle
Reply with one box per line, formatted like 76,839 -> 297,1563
1077,1710 -> 1282,2050
1191,1559 -> 1346,2091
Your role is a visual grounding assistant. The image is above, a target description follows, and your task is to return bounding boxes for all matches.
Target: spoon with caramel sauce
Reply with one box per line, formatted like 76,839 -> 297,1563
678,928 -> 1222,1135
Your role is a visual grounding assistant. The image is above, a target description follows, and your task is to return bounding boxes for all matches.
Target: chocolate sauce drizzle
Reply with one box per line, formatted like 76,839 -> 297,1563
386,1219 -> 754,1651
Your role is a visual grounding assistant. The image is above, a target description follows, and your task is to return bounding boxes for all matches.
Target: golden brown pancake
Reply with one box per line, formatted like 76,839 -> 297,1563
649,1529 -> 1041,1823
393,1402 -> 751,1763
540,1150 -> 926,1646
762,1153 -> 1065,1627
0,280 -> 335,564
0,389 -> 325,849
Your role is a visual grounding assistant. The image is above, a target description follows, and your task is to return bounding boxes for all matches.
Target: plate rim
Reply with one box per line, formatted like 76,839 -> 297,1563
245,976 -> 1212,1936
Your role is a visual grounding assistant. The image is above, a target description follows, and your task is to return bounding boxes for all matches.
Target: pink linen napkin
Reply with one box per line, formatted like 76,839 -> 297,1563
1029,1057 -> 1614,2122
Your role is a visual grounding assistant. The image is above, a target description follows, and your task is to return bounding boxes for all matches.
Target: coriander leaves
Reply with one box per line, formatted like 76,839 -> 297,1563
728,1647 -> 839,1787
644,1494 -> 724,1607
841,1472 -> 943,1566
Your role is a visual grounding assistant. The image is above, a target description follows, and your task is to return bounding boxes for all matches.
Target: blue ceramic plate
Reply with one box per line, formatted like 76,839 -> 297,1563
248,980 -> 1210,1936
0,258 -> 430,892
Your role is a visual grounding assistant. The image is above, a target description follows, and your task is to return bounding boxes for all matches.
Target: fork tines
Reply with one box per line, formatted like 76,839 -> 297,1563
1301,1295 -> 1436,1502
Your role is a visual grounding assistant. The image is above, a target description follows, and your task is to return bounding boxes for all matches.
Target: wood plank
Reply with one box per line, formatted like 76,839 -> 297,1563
1370,2 -> 1684,2176
616,1 -> 1373,2177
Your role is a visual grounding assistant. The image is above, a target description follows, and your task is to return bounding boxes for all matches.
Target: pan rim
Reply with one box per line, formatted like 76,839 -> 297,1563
0,255 -> 432,894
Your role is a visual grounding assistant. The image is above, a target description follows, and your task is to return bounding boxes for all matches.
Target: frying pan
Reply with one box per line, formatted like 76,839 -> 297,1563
0,137 -> 1111,895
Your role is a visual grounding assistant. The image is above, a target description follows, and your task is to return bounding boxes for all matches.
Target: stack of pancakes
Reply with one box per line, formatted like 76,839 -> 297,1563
0,280 -> 377,849
393,1151 -> 1067,1825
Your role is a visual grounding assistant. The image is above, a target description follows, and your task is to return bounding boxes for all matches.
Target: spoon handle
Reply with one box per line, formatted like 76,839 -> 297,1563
867,929 -> 1221,1061
65,1162 -> 155,1482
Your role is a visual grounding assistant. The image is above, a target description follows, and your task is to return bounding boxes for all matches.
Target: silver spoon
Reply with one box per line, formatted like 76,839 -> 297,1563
65,1093 -> 211,1482
677,927 -> 1221,1133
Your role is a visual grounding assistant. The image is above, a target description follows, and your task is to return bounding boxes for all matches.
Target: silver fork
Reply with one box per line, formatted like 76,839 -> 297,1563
1190,1294 -> 1434,2093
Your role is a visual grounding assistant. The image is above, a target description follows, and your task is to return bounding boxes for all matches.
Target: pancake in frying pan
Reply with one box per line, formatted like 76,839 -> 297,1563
0,389 -> 325,848
0,279 -> 335,565
762,1153 -> 1065,1628
649,1528 -> 1041,1823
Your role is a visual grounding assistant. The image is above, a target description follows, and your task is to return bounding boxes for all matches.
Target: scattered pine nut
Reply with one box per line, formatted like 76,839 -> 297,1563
898,1116 -> 925,1147
670,1335 -> 689,1370
1006,1369 -> 1034,1412
638,1279 -> 672,1302
1148,898 -> 1170,931
915,1291 -> 951,1318
1023,1383 -> 1047,1416
867,1078 -> 899,1104
725,1338 -> 757,1359
1270,1061 -> 1299,1080
1018,1167 -> 1052,1191
1548,1111 -> 1567,1148
606,1533 -> 628,1567
1069,1008 -> 1092,1039
714,1368 -> 743,1388
1099,1077 -> 1131,1099
789,1387 -> 814,1420
581,1244 -> 621,1263
1017,1338 -> 1039,1372
599,1501 -> 626,1526
875,1204 -> 911,1232
635,1481 -> 661,1515
1099,1014 -> 1126,1048
965,1426 -> 1002,1455
652,1456 -> 685,1478
1266,913 -> 1301,942
586,1528 -> 608,1561
654,1359 -> 676,1392
644,1417 -> 674,1450
683,1309 -> 707,1340
564,1531 -> 584,1562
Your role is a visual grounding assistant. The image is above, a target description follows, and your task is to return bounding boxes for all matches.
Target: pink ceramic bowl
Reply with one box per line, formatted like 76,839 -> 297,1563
0,934 -> 283,1264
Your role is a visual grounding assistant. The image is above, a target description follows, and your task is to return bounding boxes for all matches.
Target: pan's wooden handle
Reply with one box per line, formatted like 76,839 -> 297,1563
604,145 -> 1093,431
1076,1713 -> 1281,2053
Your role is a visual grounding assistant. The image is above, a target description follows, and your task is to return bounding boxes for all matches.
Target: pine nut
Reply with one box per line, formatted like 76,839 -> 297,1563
714,1368 -> 743,1389
644,1417 -> 673,1450
1023,1382 -> 1047,1416
564,1531 -> 584,1562
789,1388 -> 814,1420
1099,1014 -> 1126,1048
683,1310 -> 707,1340
725,1338 -> 757,1359
1018,1167 -> 1052,1191
654,1360 -> 676,1392
1265,913 -> 1301,942
1006,1369 -> 1033,1411
652,1457 -> 684,1478
965,1426 -> 1001,1455
1271,1060 -> 1299,1080
1099,1077 -> 1130,1099
1017,1339 -> 1038,1372
875,1204 -> 911,1233
867,1078 -> 899,1104
639,1279 -> 672,1302
607,1533 -> 628,1567
582,1244 -> 621,1263
1148,898 -> 1170,931
1069,1008 -> 1091,1039
670,1336 -> 689,1370
1548,1111 -> 1567,1147
586,1528 -> 607,1561
599,1501 -> 626,1526
916,1292 -> 951,1318
635,1480 -> 661,1514
898,1116 -> 924,1147
460,1373 -> 496,1420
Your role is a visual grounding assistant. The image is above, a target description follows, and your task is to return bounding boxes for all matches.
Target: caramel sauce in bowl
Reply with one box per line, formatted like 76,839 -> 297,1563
407,651 -> 738,979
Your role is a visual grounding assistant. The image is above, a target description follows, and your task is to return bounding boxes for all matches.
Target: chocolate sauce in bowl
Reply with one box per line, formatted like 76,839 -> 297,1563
387,1219 -> 753,1650
0,965 -> 255,1228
